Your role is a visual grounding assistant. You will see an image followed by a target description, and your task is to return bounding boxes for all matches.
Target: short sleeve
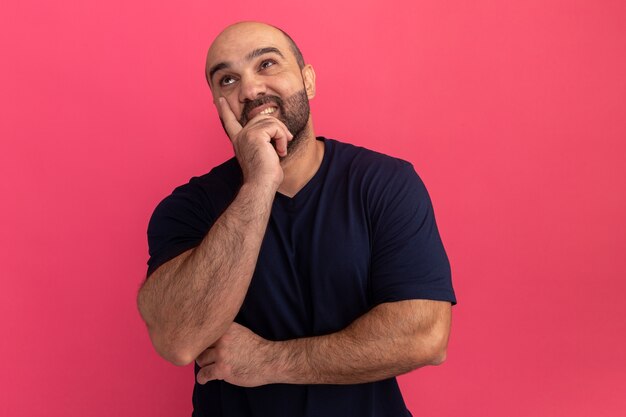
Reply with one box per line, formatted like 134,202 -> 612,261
146,182 -> 214,277
369,162 -> 456,306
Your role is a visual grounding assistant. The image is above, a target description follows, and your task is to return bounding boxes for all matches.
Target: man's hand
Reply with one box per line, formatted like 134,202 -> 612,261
195,322 -> 276,387
217,97 -> 292,190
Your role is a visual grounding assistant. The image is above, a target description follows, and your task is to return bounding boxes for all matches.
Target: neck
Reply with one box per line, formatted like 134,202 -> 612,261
277,122 -> 324,198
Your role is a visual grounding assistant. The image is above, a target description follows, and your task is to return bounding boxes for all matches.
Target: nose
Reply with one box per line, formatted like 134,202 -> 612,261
238,73 -> 266,103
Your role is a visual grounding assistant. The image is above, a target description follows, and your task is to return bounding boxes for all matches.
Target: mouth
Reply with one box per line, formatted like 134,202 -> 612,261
246,103 -> 279,120
241,95 -> 285,125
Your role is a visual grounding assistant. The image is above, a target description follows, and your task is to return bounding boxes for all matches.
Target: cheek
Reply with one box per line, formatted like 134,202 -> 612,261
271,75 -> 304,96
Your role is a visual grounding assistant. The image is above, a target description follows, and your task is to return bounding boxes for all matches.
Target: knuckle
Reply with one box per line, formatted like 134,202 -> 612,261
250,120 -> 274,130
212,362 -> 224,376
256,116 -> 281,127
196,353 -> 207,367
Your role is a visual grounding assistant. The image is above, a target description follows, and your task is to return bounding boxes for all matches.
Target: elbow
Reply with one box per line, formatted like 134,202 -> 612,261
153,329 -> 223,367
161,349 -> 197,367
428,345 -> 447,366
148,322 -> 225,366
422,308 -> 452,367
136,280 -> 227,367
147,325 -> 198,367
137,299 -> 197,367
140,311 -> 223,367
412,342 -> 447,368
410,328 -> 449,368
144,317 -> 226,367
137,284 -> 198,366
426,329 -> 449,366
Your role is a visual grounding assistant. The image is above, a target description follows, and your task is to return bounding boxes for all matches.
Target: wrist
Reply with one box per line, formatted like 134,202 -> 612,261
239,180 -> 279,202
271,338 -> 312,385
242,176 -> 281,194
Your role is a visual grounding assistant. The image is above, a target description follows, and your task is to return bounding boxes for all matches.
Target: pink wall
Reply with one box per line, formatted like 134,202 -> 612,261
2,0 -> 625,415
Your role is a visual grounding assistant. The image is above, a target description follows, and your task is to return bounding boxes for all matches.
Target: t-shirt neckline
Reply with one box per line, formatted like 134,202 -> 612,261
274,136 -> 331,207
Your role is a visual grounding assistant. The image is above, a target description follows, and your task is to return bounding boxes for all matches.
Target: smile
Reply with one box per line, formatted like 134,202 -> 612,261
243,99 -> 283,122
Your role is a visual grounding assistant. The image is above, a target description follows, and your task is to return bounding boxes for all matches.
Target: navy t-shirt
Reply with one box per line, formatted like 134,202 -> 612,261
147,137 -> 456,417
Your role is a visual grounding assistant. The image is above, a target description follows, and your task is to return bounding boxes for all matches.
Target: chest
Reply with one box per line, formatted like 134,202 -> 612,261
238,184 -> 373,339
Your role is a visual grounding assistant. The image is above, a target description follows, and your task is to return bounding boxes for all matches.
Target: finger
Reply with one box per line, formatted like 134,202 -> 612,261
195,347 -> 216,367
216,97 -> 243,139
251,118 -> 292,157
268,123 -> 292,157
196,363 -> 219,385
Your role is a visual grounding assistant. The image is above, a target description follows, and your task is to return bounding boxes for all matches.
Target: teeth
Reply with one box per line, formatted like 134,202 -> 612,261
260,107 -> 276,115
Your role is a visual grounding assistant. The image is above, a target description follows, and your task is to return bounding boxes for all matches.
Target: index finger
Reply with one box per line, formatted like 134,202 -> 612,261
216,97 -> 242,139
195,347 -> 216,367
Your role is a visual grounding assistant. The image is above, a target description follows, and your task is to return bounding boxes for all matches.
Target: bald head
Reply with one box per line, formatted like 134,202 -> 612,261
205,22 -> 305,86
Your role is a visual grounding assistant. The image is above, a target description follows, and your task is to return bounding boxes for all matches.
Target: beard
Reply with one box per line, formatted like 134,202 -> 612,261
239,89 -> 311,154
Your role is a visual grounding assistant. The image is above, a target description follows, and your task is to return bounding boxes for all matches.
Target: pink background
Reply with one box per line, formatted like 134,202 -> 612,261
2,0 -> 625,415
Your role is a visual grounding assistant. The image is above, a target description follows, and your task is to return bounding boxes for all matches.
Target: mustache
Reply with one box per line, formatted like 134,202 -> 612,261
240,95 -> 284,125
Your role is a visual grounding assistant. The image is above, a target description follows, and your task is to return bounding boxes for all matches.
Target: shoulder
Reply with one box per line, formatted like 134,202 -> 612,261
174,157 -> 241,199
325,137 -> 410,165
326,137 -> 415,175
324,137 -> 424,195
158,157 -> 241,208
146,158 -> 242,273
149,157 -> 241,227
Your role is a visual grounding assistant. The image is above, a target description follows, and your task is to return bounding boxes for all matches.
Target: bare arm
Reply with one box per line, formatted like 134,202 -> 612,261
137,98 -> 293,366
195,299 -> 452,386
137,182 -> 275,366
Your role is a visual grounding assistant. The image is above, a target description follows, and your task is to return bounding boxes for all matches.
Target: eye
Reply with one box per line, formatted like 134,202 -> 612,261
259,59 -> 276,70
219,75 -> 237,87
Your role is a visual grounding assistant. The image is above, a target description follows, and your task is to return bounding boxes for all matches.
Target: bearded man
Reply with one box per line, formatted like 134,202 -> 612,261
138,21 -> 456,417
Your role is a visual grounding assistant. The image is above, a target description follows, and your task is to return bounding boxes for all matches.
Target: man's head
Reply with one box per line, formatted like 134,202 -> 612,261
205,22 -> 316,148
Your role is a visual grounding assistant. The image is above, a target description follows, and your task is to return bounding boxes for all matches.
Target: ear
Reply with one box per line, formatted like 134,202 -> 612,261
301,64 -> 316,99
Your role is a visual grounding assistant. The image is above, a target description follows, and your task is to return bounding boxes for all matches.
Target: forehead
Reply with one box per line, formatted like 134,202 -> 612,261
206,23 -> 292,67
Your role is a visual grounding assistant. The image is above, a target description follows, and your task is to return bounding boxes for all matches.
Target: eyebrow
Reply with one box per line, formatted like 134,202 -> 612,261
208,47 -> 286,85
245,47 -> 285,62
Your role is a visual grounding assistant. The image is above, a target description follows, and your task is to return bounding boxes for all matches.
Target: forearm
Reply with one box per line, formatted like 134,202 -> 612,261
273,300 -> 451,384
138,181 -> 276,365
